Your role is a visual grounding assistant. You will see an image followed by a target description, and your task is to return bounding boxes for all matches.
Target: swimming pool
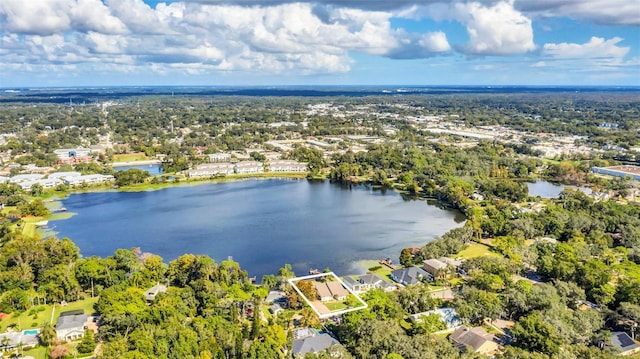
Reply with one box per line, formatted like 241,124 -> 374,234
23,329 -> 39,335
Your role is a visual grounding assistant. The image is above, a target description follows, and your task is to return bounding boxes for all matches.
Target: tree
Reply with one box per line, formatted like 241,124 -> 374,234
77,329 -> 97,355
399,248 -> 413,267
39,322 -> 57,347
49,339 -> 69,359
511,313 -> 562,355
295,280 -> 318,301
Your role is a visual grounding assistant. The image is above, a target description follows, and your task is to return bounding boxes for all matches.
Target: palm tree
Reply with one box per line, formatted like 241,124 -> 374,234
39,322 -> 57,347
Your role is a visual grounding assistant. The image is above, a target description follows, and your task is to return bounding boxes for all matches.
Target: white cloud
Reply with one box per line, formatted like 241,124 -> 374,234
543,37 -> 630,60
541,37 -> 636,74
0,0 -> 127,35
453,0 -> 536,56
515,0 -> 640,26
0,0 -> 452,76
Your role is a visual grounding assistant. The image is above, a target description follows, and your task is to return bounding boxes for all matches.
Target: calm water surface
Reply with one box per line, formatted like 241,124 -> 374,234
51,179 -> 465,278
527,180 -> 592,198
113,163 -> 163,175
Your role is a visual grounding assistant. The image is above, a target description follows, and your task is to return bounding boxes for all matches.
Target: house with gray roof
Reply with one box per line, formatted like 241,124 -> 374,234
610,332 -> 640,356
292,333 -> 341,358
343,274 -> 395,293
390,267 -> 428,286
0,331 -> 39,352
144,284 -> 167,302
449,326 -> 499,355
56,313 -> 89,340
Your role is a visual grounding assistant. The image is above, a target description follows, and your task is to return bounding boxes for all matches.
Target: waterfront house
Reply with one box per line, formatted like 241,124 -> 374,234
313,282 -> 334,302
55,313 -> 90,340
326,281 -> 349,301
449,326 -> 499,355
390,267 -> 428,286
422,258 -> 447,280
343,274 -> 395,293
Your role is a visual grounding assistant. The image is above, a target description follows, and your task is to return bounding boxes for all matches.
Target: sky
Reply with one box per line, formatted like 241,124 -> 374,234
0,0 -> 639,87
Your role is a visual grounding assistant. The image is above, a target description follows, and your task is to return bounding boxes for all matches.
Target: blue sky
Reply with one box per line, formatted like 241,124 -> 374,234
0,0 -> 638,87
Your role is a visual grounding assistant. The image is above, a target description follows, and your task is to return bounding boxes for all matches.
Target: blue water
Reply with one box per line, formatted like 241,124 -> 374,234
113,164 -> 163,175
23,329 -> 39,335
50,179 -> 465,278
527,180 -> 592,198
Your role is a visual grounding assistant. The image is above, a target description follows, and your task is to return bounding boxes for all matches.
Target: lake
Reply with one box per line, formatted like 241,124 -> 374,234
527,180 -> 592,198
113,163 -> 163,175
50,179 -> 465,278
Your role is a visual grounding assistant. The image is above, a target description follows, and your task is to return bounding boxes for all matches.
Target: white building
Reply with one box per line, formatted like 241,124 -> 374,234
18,178 -> 62,191
9,174 -> 45,183
268,160 -> 307,172
64,174 -> 114,186
54,148 -> 92,160
208,153 -> 232,162
188,163 -> 235,177
234,161 -> 264,174
48,171 -> 81,180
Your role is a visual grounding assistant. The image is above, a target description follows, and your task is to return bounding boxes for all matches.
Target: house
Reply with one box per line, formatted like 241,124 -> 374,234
265,290 -> 287,304
343,274 -> 395,293
449,326 -> 499,355
390,267 -> 428,286
610,332 -> 640,356
293,327 -> 317,340
410,308 -> 462,331
422,259 -> 447,279
144,284 -> 167,302
0,331 -> 39,352
292,333 -> 341,358
313,282 -> 333,302
55,313 -> 90,340
326,281 -> 349,301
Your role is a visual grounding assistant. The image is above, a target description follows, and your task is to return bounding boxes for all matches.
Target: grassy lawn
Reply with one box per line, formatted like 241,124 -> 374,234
53,297 -> 99,323
357,260 -> 394,282
22,345 -> 48,359
112,153 -> 149,162
456,243 -> 501,260
1,297 -> 99,332
325,301 -> 348,311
